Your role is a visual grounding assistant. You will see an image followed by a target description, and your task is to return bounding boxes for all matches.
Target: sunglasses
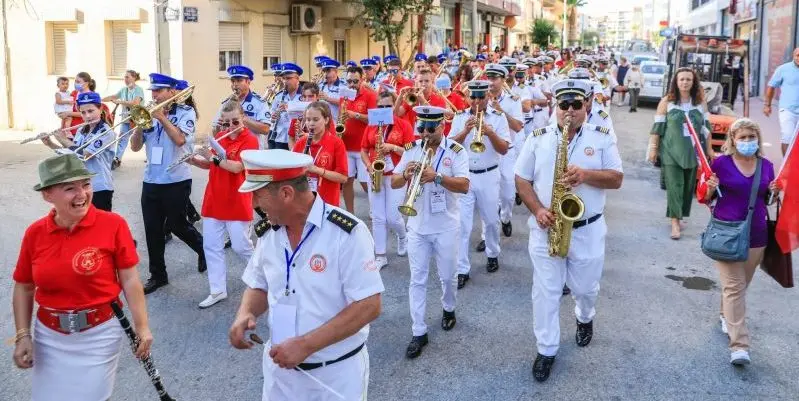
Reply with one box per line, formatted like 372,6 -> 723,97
388,69 -> 400,74
377,104 -> 392,109
346,79 -> 360,85
416,123 -> 439,134
470,94 -> 486,100
220,119 -> 242,128
557,100 -> 584,111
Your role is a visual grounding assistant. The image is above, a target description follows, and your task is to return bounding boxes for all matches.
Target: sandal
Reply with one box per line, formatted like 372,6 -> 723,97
670,226 -> 681,240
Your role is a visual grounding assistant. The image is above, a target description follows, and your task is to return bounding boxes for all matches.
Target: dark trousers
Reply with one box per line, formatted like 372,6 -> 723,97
730,74 -> 742,107
629,88 -> 640,110
141,179 -> 204,282
92,190 -> 113,211
267,140 -> 289,150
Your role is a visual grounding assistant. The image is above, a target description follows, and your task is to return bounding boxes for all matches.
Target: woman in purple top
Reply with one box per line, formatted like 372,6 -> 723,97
705,118 -> 781,366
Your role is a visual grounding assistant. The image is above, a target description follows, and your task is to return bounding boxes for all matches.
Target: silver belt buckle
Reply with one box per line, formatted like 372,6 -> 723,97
57,311 -> 89,333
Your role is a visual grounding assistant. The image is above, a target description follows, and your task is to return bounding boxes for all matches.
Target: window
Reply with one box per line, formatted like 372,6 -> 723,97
262,25 -> 282,71
219,22 -> 243,72
50,22 -> 78,75
334,40 -> 346,64
110,21 -> 138,77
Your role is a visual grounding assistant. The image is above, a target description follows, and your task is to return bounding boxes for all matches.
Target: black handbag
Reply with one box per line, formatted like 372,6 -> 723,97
761,199 -> 794,288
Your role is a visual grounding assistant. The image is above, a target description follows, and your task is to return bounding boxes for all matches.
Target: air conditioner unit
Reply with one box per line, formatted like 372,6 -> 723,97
291,4 -> 321,34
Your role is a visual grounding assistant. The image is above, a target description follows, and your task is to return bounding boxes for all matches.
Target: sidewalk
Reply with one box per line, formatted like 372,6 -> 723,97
747,96 -> 784,166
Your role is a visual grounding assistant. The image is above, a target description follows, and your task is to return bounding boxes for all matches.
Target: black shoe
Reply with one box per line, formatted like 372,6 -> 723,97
188,212 -> 201,224
111,158 -> 121,170
198,256 -> 207,273
502,221 -> 512,237
532,353 -> 556,382
441,310 -> 456,331
475,240 -> 486,252
486,257 -> 499,273
515,193 -> 522,206
457,274 -> 470,289
405,334 -> 428,359
164,232 -> 173,244
224,238 -> 232,249
562,285 -> 571,296
143,278 -> 168,295
576,319 -> 593,347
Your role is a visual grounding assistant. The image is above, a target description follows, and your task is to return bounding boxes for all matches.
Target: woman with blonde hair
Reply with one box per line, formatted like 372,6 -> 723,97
704,118 -> 780,366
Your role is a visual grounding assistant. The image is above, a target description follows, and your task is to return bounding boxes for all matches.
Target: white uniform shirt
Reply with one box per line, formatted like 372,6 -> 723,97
588,108 -> 614,130
242,196 -> 384,363
142,104 -> 195,184
449,108 -> 511,170
216,90 -> 269,126
395,138 -> 470,235
320,78 -> 343,120
266,89 -> 302,144
514,123 -> 623,230
495,92 -> 524,144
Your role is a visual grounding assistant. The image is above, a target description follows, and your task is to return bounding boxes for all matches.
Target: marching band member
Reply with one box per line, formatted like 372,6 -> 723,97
449,81 -> 510,289
41,92 -> 116,211
188,101 -> 259,309
376,55 -> 393,83
287,83 -> 334,149
381,57 -> 414,93
562,69 -> 614,130
130,73 -> 205,294
360,92 -> 414,269
523,62 -> 551,135
319,58 -> 344,120
291,101 -> 348,206
392,106 -> 470,359
427,55 -> 441,76
265,63 -> 304,150
514,79 -> 623,382
435,74 -> 468,136
12,153 -> 151,401
102,69 -> 144,169
217,65 -> 270,146
340,66 -> 378,213
360,58 -> 380,89
395,68 -> 449,128
229,149 -> 383,401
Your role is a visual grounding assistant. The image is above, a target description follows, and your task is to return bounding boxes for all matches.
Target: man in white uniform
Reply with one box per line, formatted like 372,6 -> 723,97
217,65 -> 270,147
392,106 -> 470,359
449,81 -> 510,289
514,79 -> 623,382
319,58 -> 344,120
229,149 -> 384,400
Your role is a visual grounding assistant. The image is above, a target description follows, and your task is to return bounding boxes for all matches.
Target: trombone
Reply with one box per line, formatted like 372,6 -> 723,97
469,105 -> 486,153
398,140 -> 434,216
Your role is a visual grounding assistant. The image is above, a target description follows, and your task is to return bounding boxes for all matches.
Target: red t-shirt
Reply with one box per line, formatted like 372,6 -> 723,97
360,118 -> 415,174
401,91 -> 447,128
69,90 -> 84,135
201,127 -> 260,221
444,92 -> 468,136
341,87 -> 378,152
13,206 -> 139,310
380,77 -> 415,94
292,131 -> 348,206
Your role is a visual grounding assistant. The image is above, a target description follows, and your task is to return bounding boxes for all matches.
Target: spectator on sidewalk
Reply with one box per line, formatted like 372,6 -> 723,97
624,62 -> 644,112
54,77 -> 74,129
613,57 -> 630,106
103,70 -> 144,170
763,47 -> 799,155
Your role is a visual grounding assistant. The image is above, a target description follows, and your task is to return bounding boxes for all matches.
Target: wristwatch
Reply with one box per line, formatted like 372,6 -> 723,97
434,173 -> 443,185
212,156 -> 222,166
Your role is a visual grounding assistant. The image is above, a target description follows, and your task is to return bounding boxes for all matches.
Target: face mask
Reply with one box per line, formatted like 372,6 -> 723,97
735,140 -> 759,156
74,83 -> 84,91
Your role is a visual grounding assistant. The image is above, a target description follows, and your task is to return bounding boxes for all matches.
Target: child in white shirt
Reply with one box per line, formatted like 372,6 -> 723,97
54,77 -> 73,128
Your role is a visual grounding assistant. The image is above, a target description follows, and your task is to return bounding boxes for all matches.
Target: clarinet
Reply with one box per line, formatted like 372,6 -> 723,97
110,302 -> 176,401
267,97 -> 285,143
302,121 -> 312,155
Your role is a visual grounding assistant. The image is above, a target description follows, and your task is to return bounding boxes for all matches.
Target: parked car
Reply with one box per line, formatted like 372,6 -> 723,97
632,54 -> 659,65
639,60 -> 667,103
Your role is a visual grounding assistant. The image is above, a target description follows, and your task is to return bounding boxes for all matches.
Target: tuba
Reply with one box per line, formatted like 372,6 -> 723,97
547,116 -> 585,257
335,99 -> 347,137
371,122 -> 386,193
398,140 -> 434,216
469,106 -> 486,153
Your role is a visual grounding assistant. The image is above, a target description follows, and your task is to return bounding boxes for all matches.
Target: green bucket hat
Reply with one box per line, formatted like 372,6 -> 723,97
33,153 -> 95,191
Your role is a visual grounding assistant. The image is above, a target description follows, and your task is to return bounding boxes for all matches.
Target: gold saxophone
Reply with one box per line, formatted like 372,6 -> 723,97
398,140 -> 434,216
371,122 -> 386,193
547,116 -> 585,258
335,99 -> 347,137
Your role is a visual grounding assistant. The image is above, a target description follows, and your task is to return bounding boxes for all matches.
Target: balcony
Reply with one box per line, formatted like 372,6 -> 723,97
477,0 -> 521,16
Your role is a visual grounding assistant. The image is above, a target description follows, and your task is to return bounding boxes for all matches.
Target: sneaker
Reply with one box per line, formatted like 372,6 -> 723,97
375,256 -> 388,270
720,315 -> 728,335
198,292 -> 228,309
730,349 -> 750,366
397,236 -> 408,257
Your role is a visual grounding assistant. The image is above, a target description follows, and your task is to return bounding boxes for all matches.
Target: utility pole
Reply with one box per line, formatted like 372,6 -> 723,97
562,0 -> 567,47
1,0 -> 12,127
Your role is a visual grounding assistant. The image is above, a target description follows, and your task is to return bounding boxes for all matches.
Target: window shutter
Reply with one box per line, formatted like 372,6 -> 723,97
262,25 -> 282,57
219,23 -> 243,52
111,22 -> 134,76
51,23 -> 75,75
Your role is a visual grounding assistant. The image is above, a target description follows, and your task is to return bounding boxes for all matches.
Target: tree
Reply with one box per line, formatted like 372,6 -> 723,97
566,0 -> 588,45
347,0 -> 434,68
580,30 -> 599,47
530,19 -> 558,50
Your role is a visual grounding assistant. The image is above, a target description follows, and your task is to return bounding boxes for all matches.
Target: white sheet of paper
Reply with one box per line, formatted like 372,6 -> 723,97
368,108 -> 394,126
208,137 -> 227,159
287,101 -> 310,119
151,147 -> 164,165
270,303 -> 297,346
430,188 -> 446,214
339,87 -> 357,100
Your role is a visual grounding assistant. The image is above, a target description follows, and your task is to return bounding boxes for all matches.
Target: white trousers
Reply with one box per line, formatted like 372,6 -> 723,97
408,228 -> 459,336
458,168 -> 501,275
32,318 -> 124,401
347,151 -> 369,182
202,217 -> 254,294
499,146 -> 518,224
778,108 -> 799,145
528,217 -> 607,356
367,174 -> 407,255
262,344 -> 370,401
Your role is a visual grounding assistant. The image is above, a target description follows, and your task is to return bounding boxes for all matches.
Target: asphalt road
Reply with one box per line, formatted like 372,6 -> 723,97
1,103 -> 798,401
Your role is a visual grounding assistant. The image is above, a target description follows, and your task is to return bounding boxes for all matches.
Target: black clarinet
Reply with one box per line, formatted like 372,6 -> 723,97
302,121 -> 312,155
110,302 -> 176,401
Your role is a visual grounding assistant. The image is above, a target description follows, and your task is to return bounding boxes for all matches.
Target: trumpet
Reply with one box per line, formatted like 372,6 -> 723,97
371,122 -> 386,193
469,107 -> 486,153
167,125 -> 244,171
398,140 -> 434,216
405,86 -> 421,106
335,99 -> 347,137
263,79 -> 284,104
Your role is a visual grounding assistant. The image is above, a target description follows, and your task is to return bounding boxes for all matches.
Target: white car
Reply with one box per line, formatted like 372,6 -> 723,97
639,61 -> 667,103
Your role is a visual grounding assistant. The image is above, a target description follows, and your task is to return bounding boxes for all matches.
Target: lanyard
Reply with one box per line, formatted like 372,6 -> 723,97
433,139 -> 446,173
282,205 -> 323,295
567,129 -> 583,159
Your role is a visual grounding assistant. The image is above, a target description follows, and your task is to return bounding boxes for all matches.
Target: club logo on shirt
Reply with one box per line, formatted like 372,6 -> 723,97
309,254 -> 327,272
186,120 -> 195,129
443,157 -> 452,167
93,139 -> 103,148
72,247 -> 104,276
584,146 -> 595,156
318,153 -> 330,168
246,104 -> 254,112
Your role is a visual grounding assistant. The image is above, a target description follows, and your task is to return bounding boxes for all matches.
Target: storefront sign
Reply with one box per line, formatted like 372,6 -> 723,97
732,0 -> 757,23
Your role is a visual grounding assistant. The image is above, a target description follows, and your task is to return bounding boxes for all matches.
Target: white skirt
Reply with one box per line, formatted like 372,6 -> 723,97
32,317 -> 125,401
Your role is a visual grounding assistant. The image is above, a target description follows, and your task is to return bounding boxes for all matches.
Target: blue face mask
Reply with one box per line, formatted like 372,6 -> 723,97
74,83 -> 84,91
736,140 -> 759,156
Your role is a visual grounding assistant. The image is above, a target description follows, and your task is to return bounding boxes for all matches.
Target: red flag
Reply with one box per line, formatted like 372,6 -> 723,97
683,117 -> 714,205
776,136 -> 799,253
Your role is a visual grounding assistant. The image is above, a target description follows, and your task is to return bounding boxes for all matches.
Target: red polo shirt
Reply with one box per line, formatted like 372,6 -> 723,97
288,118 -> 335,141
401,91 -> 447,128
201,127 -> 259,221
342,87 -> 378,152
292,131 -> 348,206
380,77 -> 415,94
361,118 -> 415,174
13,206 -> 139,310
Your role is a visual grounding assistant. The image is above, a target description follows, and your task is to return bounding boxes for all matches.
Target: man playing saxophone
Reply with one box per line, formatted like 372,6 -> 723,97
514,79 -> 623,383
265,63 -> 303,150
391,106 -> 469,360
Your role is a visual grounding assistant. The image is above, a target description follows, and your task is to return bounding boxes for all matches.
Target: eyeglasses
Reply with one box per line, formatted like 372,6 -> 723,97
416,123 -> 439,134
377,104 -> 392,109
388,69 -> 400,74
557,100 -> 584,111
220,119 -> 242,128
346,79 -> 360,85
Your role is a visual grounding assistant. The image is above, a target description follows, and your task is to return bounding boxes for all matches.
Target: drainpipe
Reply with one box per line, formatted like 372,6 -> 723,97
1,0 -> 13,127
154,2 -> 162,73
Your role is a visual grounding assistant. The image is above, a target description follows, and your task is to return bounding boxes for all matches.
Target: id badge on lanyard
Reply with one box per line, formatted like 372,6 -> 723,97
429,146 -> 447,214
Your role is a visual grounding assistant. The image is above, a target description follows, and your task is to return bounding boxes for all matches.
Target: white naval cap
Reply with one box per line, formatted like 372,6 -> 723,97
239,149 -> 313,193
413,105 -> 448,122
515,64 -> 529,72
551,79 -> 592,100
484,63 -> 509,77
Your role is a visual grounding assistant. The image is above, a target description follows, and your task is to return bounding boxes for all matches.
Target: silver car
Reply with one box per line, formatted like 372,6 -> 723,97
639,61 -> 668,103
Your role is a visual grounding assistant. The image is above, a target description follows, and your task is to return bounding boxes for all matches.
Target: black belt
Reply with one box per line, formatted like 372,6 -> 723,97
296,343 -> 364,371
573,213 -> 602,229
469,165 -> 498,174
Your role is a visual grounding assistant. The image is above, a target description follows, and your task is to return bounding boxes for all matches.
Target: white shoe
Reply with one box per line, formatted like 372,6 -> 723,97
730,349 -> 750,366
375,256 -> 388,271
199,292 -> 228,309
397,236 -> 408,257
720,315 -> 728,334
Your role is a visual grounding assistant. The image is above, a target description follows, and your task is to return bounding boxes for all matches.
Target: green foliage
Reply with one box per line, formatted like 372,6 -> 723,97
347,0 -> 434,65
530,19 -> 558,49
581,30 -> 599,46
